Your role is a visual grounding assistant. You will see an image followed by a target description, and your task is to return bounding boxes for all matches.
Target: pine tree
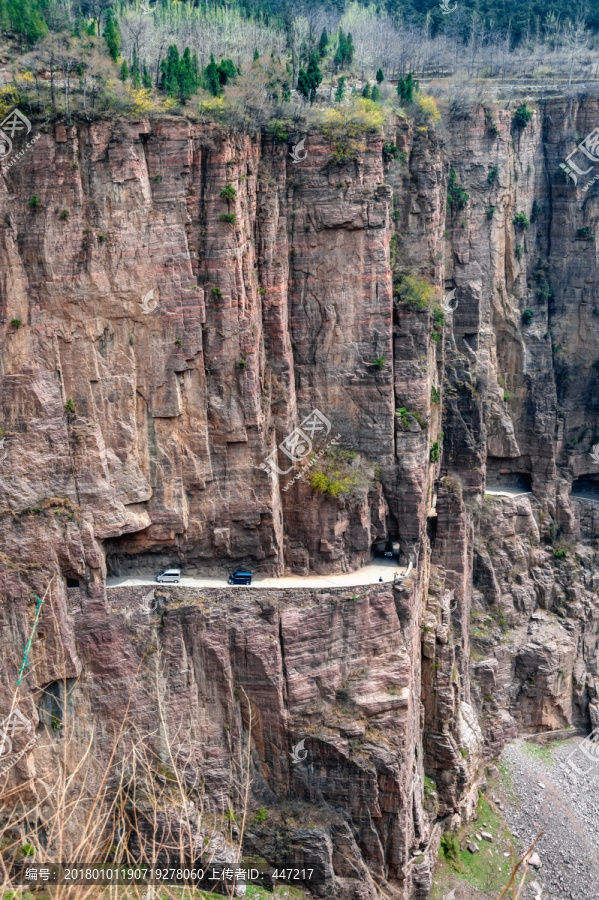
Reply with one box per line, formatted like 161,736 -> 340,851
217,58 -> 237,85
362,81 -> 370,99
371,84 -> 381,101
253,48 -> 259,61
318,27 -> 328,58
334,28 -> 346,70
203,52 -> 221,96
296,67 -> 310,102
103,10 -> 120,63
120,59 -> 128,82
86,20 -> 96,36
130,47 -> 141,89
306,51 -> 322,103
376,68 -> 384,84
160,44 -> 181,96
6,0 -> 47,44
346,32 -> 354,65
142,61 -> 152,89
397,72 -> 418,104
334,75 -> 346,102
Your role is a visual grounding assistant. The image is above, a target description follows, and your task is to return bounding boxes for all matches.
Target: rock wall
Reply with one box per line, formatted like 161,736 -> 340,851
1,97 -> 599,897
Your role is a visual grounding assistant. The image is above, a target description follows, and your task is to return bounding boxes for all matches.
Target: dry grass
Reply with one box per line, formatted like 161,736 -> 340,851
0,592 -> 254,900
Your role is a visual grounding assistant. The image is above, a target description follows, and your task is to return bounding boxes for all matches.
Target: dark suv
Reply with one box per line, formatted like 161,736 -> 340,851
228,570 -> 252,585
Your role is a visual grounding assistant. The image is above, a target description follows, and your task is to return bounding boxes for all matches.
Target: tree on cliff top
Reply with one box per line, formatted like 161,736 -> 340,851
103,9 -> 120,62
297,51 -> 321,103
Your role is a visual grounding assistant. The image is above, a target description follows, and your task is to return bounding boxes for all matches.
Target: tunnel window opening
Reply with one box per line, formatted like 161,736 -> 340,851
571,475 -> 599,500
486,458 -> 532,494
65,576 -> 79,588
427,515 -> 438,546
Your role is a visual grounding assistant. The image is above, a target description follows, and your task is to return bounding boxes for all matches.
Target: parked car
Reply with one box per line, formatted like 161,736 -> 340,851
373,540 -> 399,559
156,567 -> 181,584
228,570 -> 252,585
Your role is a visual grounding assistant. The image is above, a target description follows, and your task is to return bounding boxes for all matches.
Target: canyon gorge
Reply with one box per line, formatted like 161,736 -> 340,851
1,94 -> 599,898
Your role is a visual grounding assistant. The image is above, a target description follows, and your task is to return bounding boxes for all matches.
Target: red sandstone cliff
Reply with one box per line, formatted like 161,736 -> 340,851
1,102 -> 599,898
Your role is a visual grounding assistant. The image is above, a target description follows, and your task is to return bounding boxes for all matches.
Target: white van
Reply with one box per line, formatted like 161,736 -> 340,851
155,567 -> 181,584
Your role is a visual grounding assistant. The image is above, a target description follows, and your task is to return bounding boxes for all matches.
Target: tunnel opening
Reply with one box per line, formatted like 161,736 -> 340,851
571,475 -> 599,500
372,539 -> 400,560
486,457 -> 532,494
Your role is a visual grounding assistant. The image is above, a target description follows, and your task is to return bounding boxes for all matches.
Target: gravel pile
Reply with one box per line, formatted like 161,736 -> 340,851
499,737 -> 599,900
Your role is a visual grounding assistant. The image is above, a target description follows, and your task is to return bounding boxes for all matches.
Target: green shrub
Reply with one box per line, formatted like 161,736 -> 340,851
431,385 -> 439,404
432,306 -> 445,339
515,245 -> 524,260
396,407 -> 409,429
317,98 -> 385,164
486,206 -> 495,219
513,103 -> 532,128
10,318 -> 22,328
487,166 -> 498,184
64,398 -> 76,414
383,142 -> 399,162
309,471 -> 350,497
372,356 -> 386,370
211,286 -> 222,298
59,209 -> 69,220
430,442 -> 440,463
440,831 -> 463,868
28,195 -> 41,209
237,357 -> 247,369
395,276 -> 433,311
220,183 -> 237,201
267,120 -> 289,143
220,213 -> 236,224
503,390 -> 511,402
174,338 -> 183,347
447,167 -> 469,212
576,225 -> 595,240
522,308 -> 533,325
513,212 -> 529,229
254,807 -> 268,824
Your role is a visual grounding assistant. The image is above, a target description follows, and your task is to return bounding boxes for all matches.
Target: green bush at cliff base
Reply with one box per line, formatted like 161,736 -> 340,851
433,794 -> 519,898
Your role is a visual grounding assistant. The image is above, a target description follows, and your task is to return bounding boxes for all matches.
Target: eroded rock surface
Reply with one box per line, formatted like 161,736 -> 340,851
1,100 -> 599,898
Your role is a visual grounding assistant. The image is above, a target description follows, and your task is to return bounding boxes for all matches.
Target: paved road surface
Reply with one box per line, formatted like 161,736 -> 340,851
485,487 -> 532,498
107,558 -> 407,589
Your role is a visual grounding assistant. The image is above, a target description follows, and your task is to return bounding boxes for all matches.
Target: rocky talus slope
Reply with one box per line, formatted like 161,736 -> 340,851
1,99 -> 598,898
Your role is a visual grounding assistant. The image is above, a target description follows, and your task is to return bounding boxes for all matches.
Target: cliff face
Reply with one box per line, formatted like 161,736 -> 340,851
1,99 -> 599,898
